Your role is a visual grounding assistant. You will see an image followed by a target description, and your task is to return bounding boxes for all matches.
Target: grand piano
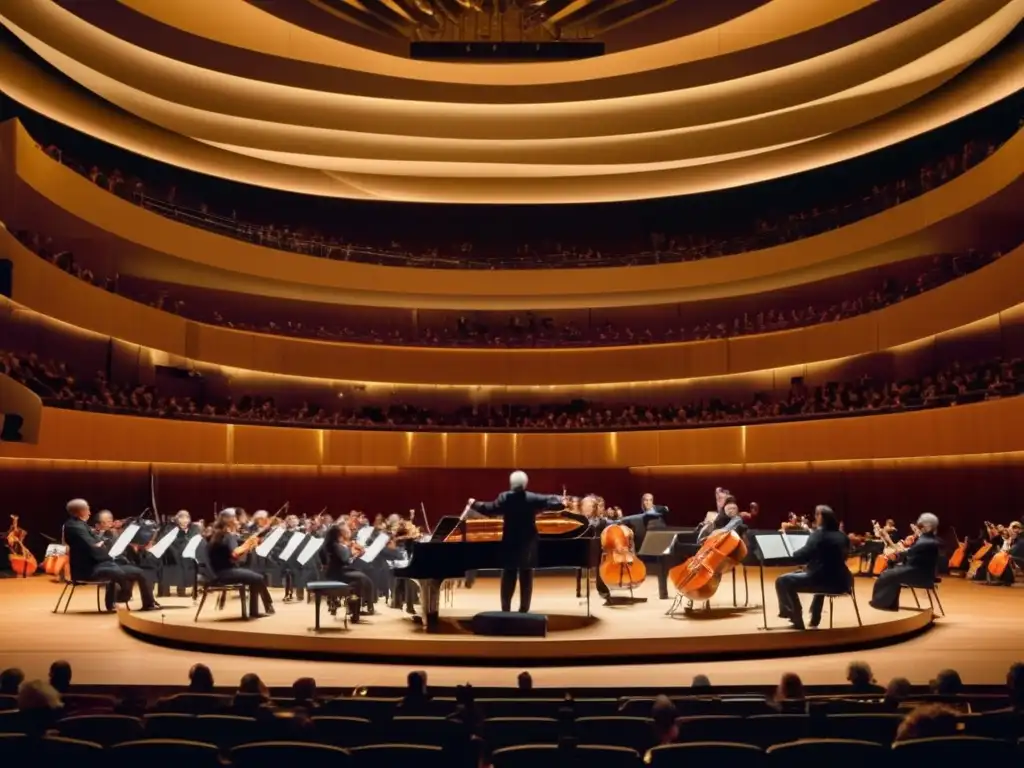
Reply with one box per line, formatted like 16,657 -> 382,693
391,510 -> 600,629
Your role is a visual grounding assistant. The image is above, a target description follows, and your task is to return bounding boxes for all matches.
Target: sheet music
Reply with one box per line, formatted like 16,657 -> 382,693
182,534 -> 203,560
355,526 -> 374,546
360,532 -> 389,563
277,532 -> 307,562
255,526 -> 286,558
783,532 -> 809,557
148,527 -> 180,559
107,523 -> 140,559
296,536 -> 325,566
754,534 -> 791,561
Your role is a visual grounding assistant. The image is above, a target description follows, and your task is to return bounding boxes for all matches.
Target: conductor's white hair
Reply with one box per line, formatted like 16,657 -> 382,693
917,512 -> 939,530
66,498 -> 89,514
509,471 -> 529,490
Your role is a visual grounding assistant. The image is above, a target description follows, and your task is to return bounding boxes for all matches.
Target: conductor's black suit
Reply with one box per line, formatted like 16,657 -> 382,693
472,489 -> 564,612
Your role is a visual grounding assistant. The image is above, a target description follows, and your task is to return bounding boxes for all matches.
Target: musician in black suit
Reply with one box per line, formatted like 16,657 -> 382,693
63,499 -> 158,612
159,510 -> 202,598
469,470 -> 565,613
870,512 -> 941,612
775,505 -> 851,630
206,514 -> 275,618
697,495 -> 743,544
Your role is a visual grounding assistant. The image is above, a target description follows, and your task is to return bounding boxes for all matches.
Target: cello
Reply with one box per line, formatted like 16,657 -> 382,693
947,527 -> 968,571
598,523 -> 647,592
668,519 -> 747,605
987,523 -> 1021,581
965,522 -> 998,579
6,515 -> 38,577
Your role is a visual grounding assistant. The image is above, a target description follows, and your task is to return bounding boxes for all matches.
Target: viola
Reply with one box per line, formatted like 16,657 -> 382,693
6,515 -> 38,577
668,525 -> 747,603
598,523 -> 647,591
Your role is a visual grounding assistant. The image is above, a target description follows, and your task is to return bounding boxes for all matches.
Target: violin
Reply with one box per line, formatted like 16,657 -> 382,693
6,515 -> 38,577
233,503 -> 288,559
598,523 -> 647,591
668,520 -> 747,604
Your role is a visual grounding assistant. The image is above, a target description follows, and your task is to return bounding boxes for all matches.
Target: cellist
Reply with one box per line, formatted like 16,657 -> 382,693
684,496 -> 747,610
987,521 -> 1022,586
774,505 -> 851,630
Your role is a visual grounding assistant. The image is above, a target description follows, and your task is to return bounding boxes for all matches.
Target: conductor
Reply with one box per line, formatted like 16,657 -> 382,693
469,471 -> 566,613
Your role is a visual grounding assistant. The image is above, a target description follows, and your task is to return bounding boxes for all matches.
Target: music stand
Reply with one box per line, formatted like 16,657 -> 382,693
748,531 -> 809,630
639,531 -> 679,601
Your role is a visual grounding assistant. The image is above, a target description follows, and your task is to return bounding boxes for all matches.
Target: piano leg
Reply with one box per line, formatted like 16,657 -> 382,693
415,578 -> 442,631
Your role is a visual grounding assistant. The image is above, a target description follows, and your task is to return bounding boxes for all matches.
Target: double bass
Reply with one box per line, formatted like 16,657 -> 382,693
947,527 -> 968,571
6,515 -> 38,577
668,519 -> 747,604
598,522 -> 647,591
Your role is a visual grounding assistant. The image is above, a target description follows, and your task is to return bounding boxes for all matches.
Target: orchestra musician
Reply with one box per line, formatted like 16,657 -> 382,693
697,495 -> 744,544
206,512 -> 275,618
869,512 -> 941,612
63,499 -> 159,612
774,505 -> 851,630
468,470 -> 566,613
971,521 -> 1005,581
159,510 -> 202,598
322,524 -> 377,614
579,493 -> 667,602
990,521 -> 1023,586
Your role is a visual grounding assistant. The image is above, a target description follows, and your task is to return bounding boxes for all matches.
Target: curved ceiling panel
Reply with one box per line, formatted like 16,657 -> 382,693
0,0 -> 1021,202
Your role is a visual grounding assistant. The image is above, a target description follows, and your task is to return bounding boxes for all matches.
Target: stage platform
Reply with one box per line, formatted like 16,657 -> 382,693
116,570 -> 933,665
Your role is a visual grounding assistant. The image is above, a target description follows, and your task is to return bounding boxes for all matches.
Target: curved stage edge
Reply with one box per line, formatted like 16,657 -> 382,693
118,575 -> 933,666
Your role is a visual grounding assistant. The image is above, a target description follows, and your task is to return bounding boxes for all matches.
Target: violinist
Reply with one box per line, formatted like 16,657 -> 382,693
697,496 -> 744,544
870,513 -> 940,612
159,510 -> 202,598
207,512 -> 275,618
64,499 -> 159,612
323,524 -> 377,614
774,505 -> 851,630
781,512 -> 810,532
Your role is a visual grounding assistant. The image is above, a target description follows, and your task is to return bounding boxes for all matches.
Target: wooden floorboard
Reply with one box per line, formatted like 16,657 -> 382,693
1,573 -> 1019,689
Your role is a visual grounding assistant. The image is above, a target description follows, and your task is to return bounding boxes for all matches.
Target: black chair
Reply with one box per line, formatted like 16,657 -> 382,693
905,578 -> 944,617
193,714 -> 258,749
55,714 -> 143,746
675,715 -> 747,744
310,716 -> 373,748
0,733 -> 30,761
111,738 -> 220,768
351,743 -> 444,768
41,734 -> 105,760
824,713 -> 903,743
484,716 -> 560,749
389,715 -> 459,747
892,735 -> 1016,759
746,714 -> 811,748
194,581 -> 249,621
232,740 -> 352,768
479,698 -> 564,719
53,572 -> 128,614
960,711 -> 1024,740
767,738 -> 885,766
649,742 -> 764,767
153,693 -> 232,714
143,713 -> 199,740
492,743 -> 641,768
320,697 -> 398,724
0,695 -> 16,710
61,693 -> 119,714
575,716 -> 655,753
811,586 -> 863,628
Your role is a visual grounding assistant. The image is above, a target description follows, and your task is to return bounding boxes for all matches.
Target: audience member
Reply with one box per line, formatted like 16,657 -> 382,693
0,667 -> 24,695
884,677 -> 912,708
187,663 -> 214,693
773,672 -> 807,713
932,669 -> 965,696
398,670 -> 432,714
16,679 -> 64,737
649,695 -> 679,751
847,661 -> 885,694
49,660 -> 72,694
291,676 -> 319,709
691,674 -> 712,690
1006,662 -> 1024,712
894,703 -> 960,742
517,671 -> 533,690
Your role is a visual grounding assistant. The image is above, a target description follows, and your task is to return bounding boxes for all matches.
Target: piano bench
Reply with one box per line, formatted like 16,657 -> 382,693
307,581 -> 354,631
814,588 -> 863,628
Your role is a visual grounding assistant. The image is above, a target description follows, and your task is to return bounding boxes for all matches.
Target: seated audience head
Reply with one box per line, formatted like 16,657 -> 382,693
238,673 -> 267,697
916,513 -> 939,532
691,674 -> 711,690
518,671 -> 533,690
895,703 -> 960,742
1008,662 -> 1024,709
846,661 -> 878,691
775,672 -> 805,702
650,695 -> 679,745
292,677 -> 317,703
49,660 -> 72,693
66,498 -> 90,520
407,670 -> 428,698
815,505 -> 839,531
932,669 -> 964,696
0,667 -> 25,695
188,663 -> 214,692
885,677 -> 912,704
510,470 -> 529,491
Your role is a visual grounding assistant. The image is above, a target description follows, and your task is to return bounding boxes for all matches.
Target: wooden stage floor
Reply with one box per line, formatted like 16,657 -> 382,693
1,573 -> 1020,689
